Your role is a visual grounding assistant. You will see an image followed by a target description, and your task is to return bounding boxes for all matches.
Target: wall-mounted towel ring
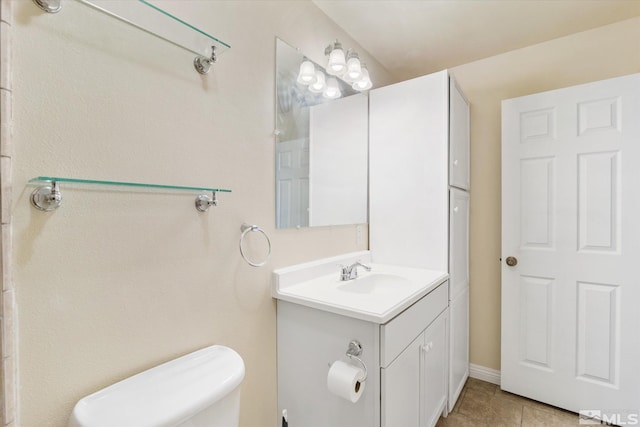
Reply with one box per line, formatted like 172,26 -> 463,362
239,223 -> 272,267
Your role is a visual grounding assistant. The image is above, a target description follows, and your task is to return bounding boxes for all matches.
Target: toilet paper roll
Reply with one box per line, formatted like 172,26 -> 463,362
327,360 -> 366,403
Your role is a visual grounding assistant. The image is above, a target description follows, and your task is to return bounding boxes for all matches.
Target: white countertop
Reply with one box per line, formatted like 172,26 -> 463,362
272,252 -> 448,323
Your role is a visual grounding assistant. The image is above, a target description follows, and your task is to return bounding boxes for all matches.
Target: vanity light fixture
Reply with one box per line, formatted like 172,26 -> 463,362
324,39 -> 372,92
325,40 -> 347,76
295,40 -> 371,100
297,59 -> 317,85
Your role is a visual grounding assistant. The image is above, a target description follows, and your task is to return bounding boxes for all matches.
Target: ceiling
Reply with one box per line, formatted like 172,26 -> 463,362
312,0 -> 640,80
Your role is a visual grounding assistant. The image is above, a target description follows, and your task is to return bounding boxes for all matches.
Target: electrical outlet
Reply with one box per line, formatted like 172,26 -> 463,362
356,225 -> 363,245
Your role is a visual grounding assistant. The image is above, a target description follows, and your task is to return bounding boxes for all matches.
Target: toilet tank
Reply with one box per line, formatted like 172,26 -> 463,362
69,345 -> 245,427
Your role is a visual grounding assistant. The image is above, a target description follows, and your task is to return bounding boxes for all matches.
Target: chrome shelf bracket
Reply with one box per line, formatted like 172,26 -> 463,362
31,181 -> 63,211
194,46 -> 217,74
33,0 -> 62,13
195,191 -> 218,212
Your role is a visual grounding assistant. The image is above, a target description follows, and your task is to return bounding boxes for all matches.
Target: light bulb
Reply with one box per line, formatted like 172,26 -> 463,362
343,53 -> 363,83
326,46 -> 346,76
323,77 -> 342,99
352,66 -> 372,91
296,60 -> 317,85
308,71 -> 326,94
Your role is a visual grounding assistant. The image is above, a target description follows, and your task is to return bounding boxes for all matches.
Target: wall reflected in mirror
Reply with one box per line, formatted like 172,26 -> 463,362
275,38 -> 369,229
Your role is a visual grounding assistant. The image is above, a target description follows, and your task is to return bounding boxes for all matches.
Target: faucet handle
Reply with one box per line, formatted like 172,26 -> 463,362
339,264 -> 352,281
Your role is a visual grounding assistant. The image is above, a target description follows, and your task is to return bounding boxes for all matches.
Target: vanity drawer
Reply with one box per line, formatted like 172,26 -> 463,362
380,281 -> 448,367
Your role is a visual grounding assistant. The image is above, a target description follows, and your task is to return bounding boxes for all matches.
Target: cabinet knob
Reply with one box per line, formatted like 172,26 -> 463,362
505,256 -> 518,267
454,206 -> 459,213
453,159 -> 459,166
421,342 -> 434,353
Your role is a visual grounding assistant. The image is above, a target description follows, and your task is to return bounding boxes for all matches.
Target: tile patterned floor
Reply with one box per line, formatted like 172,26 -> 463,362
437,378 -> 584,426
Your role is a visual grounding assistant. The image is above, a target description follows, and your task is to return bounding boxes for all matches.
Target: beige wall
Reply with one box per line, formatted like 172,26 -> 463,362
10,1 -> 394,426
451,17 -> 640,371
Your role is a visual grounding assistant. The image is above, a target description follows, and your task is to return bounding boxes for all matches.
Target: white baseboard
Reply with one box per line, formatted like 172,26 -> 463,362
469,363 -> 501,385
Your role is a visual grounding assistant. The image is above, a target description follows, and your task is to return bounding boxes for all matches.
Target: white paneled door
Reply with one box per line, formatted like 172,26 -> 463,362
275,138 -> 309,229
501,74 -> 640,416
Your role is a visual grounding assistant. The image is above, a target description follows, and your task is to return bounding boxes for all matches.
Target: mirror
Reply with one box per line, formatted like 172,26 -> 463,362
275,38 -> 369,229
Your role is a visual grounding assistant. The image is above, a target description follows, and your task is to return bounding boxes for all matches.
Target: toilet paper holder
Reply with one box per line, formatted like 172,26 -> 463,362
346,340 -> 368,382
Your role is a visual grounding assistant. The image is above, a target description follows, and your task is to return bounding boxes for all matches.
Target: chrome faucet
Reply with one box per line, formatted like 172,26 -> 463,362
339,261 -> 372,281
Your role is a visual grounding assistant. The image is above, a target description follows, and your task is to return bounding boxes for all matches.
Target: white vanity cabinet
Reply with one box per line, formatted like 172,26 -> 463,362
275,279 -> 448,427
370,69 -> 470,411
382,310 -> 448,427
381,281 -> 448,427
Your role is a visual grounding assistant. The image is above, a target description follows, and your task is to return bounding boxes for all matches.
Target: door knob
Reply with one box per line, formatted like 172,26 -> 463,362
505,256 -> 518,267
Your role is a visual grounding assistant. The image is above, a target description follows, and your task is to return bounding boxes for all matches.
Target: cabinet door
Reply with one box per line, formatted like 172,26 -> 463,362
449,288 -> 469,411
449,188 -> 469,299
369,71 -> 449,271
421,311 -> 448,427
449,78 -> 470,190
381,334 -> 423,427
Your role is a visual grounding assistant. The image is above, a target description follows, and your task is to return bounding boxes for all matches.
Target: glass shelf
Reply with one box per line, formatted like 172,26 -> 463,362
29,176 -> 230,212
29,176 -> 231,193
75,0 -> 230,59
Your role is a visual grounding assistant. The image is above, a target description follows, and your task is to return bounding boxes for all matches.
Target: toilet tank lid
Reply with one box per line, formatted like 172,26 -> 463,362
69,345 -> 245,427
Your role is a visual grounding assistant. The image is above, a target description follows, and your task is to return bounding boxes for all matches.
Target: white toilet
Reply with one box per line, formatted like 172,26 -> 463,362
68,345 -> 245,427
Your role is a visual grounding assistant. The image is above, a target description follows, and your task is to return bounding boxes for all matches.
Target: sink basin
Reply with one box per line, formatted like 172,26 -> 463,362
272,251 -> 449,323
337,274 -> 411,295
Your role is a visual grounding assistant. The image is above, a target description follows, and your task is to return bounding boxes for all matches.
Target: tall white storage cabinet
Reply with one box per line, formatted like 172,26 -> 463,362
370,70 -> 470,412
